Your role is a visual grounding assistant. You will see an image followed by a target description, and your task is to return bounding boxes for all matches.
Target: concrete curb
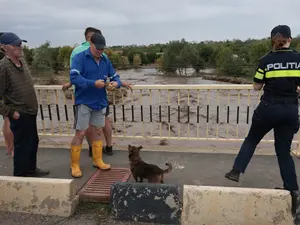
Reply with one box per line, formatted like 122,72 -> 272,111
184,185 -> 294,225
110,182 -> 182,224
0,176 -> 79,217
111,183 -> 297,225
0,174 -> 297,224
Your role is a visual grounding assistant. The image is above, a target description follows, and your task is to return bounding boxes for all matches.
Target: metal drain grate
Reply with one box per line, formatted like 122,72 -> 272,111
77,167 -> 131,203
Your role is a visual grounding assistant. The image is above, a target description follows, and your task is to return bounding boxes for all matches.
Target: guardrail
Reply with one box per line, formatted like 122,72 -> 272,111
1,84 -> 300,151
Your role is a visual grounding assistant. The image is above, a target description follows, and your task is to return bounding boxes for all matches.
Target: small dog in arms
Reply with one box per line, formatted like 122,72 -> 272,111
128,145 -> 172,183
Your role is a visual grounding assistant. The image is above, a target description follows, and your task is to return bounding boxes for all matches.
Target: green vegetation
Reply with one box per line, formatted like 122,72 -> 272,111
23,36 -> 300,81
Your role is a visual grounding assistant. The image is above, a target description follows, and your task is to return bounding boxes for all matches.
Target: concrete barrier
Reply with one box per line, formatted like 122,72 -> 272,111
110,182 -> 182,224
3,174 -> 294,224
182,185 -> 294,225
0,176 -> 79,217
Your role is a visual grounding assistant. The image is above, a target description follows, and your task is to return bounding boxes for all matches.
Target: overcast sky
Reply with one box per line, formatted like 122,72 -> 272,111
1,0 -> 299,48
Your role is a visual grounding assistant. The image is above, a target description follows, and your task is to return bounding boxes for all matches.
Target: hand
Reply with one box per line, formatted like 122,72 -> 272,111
297,86 -> 300,93
62,82 -> 72,91
13,111 -> 20,120
106,81 -> 116,91
110,81 -> 118,88
95,80 -> 105,88
121,81 -> 132,90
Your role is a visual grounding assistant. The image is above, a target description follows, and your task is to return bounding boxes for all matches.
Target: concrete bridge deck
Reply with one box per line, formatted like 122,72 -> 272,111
1,146 -> 300,224
2,146 -> 300,190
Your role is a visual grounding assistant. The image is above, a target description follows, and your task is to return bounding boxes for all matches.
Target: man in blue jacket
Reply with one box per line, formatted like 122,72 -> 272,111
69,33 -> 122,178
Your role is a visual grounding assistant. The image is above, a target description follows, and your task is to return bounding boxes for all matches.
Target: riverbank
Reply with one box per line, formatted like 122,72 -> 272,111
144,72 -> 252,84
201,75 -> 252,84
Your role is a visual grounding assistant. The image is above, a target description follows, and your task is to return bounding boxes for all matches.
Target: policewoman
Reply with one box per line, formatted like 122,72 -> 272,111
225,25 -> 300,194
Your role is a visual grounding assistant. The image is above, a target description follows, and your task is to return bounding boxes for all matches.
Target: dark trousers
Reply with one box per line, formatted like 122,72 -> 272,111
9,113 -> 39,176
233,100 -> 299,191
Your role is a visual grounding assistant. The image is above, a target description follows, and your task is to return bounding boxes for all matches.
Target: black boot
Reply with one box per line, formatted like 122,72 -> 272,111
27,168 -> 50,177
88,146 -> 92,157
225,168 -> 240,182
291,190 -> 300,217
103,146 -> 113,155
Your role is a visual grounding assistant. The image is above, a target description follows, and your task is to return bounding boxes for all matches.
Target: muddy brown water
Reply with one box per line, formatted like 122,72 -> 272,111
0,68 -> 290,150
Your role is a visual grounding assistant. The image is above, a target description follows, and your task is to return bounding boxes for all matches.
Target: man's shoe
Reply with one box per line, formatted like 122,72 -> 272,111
89,146 -> 93,157
27,168 -> 50,177
274,187 -> 284,190
103,146 -> 113,156
225,169 -> 240,182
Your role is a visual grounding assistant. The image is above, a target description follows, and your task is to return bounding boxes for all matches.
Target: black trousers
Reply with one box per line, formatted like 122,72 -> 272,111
233,100 -> 299,191
9,113 -> 39,176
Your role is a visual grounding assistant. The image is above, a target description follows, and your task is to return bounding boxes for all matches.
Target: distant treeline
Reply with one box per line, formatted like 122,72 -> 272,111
23,36 -> 300,78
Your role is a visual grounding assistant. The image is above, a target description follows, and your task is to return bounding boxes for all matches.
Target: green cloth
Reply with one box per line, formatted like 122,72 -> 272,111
70,41 -> 90,66
69,41 -> 107,93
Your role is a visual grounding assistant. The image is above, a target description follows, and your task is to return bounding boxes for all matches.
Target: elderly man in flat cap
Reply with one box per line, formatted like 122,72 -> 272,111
0,32 -> 49,177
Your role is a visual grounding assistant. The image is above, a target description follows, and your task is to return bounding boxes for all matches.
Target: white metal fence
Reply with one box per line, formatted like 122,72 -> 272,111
1,84 -> 300,152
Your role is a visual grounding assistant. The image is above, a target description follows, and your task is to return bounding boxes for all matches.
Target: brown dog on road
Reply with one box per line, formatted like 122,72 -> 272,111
128,145 -> 172,183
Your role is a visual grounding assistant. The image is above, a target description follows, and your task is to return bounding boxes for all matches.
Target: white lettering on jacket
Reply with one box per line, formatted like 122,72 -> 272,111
266,62 -> 300,71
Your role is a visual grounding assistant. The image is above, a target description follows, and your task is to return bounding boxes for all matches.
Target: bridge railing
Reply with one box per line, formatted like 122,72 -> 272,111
1,84 -> 300,151
33,84 -> 296,142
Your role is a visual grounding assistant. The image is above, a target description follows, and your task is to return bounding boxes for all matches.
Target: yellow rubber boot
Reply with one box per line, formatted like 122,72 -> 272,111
92,140 -> 111,171
70,145 -> 83,178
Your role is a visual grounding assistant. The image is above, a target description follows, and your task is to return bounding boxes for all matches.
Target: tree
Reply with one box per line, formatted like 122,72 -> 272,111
296,43 -> 300,52
140,53 -> 149,65
133,54 -> 142,68
105,48 -> 114,57
159,39 -> 188,74
32,41 -> 53,69
57,45 -> 73,68
51,47 -> 63,73
216,47 -> 249,77
126,50 -> 136,64
179,44 -> 193,75
155,56 -> 164,72
248,39 -> 270,64
290,36 -> 300,49
110,52 -> 122,69
146,52 -> 159,64
189,46 -> 205,73
198,44 -> 215,66
120,56 -> 130,69
23,45 -> 34,65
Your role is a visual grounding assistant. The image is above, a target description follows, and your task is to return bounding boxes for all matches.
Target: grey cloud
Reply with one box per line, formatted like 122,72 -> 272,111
0,0 -> 299,47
